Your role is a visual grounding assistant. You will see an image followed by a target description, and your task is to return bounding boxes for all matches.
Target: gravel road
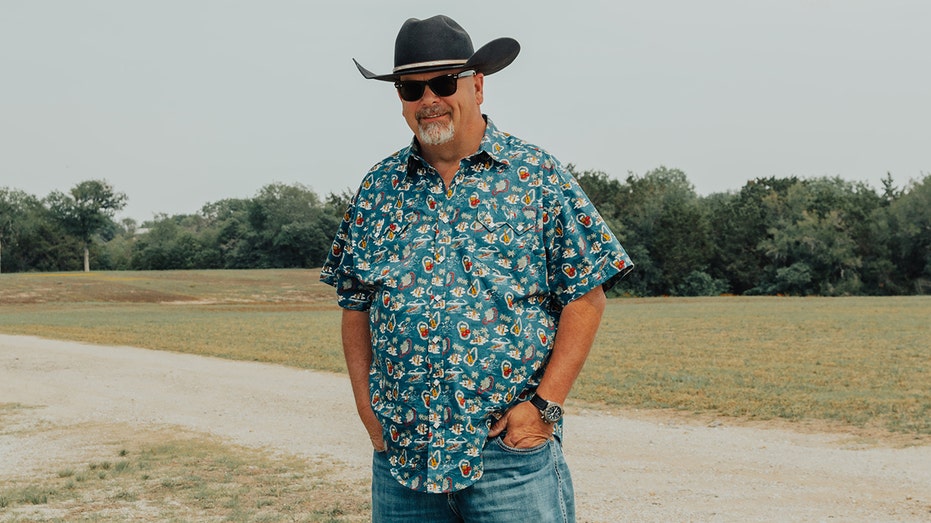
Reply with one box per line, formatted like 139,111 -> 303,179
2,334 -> 929,522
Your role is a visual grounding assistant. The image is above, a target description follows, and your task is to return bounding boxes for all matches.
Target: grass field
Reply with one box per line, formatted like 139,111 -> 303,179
1,269 -> 929,435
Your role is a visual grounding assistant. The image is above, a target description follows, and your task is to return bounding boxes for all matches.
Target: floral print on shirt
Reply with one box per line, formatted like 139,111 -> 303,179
321,118 -> 633,493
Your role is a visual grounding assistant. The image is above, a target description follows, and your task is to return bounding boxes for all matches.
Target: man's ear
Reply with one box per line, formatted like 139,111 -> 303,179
474,73 -> 485,105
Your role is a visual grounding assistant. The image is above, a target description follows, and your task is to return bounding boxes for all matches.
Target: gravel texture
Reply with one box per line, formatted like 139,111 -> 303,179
2,334 -> 930,522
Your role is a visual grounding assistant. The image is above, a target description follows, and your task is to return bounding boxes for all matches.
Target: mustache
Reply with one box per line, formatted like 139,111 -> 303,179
416,107 -> 450,121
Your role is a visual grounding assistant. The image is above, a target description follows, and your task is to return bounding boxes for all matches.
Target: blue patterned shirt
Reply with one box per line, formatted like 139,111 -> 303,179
320,117 -> 633,493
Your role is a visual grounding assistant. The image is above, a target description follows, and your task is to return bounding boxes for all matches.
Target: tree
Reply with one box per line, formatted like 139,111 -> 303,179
0,188 -> 77,273
706,177 -> 799,294
233,183 -> 333,268
47,180 -> 127,272
0,189 -> 15,273
96,218 -> 138,271
0,188 -> 25,274
755,178 -> 875,295
888,174 -> 931,293
128,183 -> 344,270
131,214 -> 206,270
620,167 -> 712,295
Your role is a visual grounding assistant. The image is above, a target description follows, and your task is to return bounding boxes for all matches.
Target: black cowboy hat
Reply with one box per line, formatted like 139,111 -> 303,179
353,15 -> 520,82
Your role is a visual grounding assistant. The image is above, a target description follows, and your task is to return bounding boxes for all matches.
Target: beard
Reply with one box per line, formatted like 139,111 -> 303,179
416,108 -> 455,145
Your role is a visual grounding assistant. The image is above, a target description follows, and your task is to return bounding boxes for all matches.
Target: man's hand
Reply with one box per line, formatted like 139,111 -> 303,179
487,401 -> 554,448
361,406 -> 387,452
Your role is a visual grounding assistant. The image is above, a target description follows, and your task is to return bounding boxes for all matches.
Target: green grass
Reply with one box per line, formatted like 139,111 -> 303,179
1,270 -> 929,435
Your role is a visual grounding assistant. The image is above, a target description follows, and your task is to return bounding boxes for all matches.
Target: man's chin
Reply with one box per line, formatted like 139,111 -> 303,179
418,124 -> 455,146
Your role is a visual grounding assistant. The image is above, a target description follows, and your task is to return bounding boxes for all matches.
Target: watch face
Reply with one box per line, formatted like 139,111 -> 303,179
544,404 -> 563,423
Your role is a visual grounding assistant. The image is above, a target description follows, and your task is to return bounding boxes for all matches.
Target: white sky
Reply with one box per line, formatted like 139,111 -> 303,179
2,0 -> 929,222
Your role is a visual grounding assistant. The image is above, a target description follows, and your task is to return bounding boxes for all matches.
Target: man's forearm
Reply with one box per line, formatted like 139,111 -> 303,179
535,285 -> 607,404
341,308 -> 385,450
488,285 -> 607,446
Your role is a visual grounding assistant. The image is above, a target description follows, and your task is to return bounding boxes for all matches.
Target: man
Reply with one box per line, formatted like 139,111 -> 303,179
321,15 -> 633,523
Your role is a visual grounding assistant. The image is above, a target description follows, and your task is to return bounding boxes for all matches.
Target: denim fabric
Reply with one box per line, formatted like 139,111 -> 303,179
372,437 -> 575,523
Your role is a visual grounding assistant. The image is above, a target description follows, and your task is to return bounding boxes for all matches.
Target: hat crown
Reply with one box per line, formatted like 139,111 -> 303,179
393,15 -> 474,73
352,14 -> 519,81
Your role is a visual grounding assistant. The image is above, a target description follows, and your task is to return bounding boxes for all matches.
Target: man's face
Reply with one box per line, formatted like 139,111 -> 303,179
398,70 -> 484,146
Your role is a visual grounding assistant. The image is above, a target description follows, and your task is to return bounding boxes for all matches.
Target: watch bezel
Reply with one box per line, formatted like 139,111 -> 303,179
530,394 -> 563,423
542,403 -> 563,423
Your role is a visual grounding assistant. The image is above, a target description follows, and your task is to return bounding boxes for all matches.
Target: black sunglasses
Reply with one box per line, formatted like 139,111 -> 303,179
394,70 -> 475,102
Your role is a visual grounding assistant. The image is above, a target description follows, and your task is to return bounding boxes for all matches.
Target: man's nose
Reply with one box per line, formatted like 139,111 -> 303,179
421,84 -> 442,102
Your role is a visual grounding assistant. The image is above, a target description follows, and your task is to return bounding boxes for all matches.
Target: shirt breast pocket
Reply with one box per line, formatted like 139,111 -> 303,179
466,205 -> 543,291
360,217 -> 420,283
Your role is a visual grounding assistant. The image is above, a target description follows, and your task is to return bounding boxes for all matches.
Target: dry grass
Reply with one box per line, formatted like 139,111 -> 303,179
0,269 -> 334,306
0,423 -> 369,522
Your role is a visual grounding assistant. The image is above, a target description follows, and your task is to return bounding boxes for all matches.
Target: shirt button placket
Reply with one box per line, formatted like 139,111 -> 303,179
423,180 -> 446,486
431,187 -> 460,489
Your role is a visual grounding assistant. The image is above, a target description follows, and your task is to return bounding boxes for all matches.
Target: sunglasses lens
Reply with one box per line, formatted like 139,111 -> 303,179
397,82 -> 425,102
428,75 -> 458,97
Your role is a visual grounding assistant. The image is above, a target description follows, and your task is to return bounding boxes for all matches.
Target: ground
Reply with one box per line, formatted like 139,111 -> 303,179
1,334 -> 930,522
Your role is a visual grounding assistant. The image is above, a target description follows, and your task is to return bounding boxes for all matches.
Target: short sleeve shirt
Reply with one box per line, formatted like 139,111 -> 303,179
320,117 -> 633,493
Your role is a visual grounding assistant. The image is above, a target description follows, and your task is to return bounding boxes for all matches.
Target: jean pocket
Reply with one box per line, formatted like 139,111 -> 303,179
491,435 -> 551,455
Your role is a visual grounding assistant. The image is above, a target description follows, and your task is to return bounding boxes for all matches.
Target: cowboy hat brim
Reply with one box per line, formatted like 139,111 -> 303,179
354,37 -> 520,82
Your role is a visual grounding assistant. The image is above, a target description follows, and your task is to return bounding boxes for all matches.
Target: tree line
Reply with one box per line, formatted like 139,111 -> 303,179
1,168 -> 929,296
575,166 -> 930,296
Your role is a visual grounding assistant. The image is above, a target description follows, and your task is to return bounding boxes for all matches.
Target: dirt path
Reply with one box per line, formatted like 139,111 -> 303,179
2,334 -> 929,522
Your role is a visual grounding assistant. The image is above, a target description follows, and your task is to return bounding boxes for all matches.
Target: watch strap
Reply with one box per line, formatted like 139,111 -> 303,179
529,393 -> 549,412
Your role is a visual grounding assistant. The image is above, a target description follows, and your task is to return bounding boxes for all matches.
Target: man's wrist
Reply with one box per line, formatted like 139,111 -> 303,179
529,393 -> 564,423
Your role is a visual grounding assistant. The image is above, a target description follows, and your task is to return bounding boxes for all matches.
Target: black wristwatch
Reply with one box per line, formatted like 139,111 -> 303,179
530,394 -> 564,424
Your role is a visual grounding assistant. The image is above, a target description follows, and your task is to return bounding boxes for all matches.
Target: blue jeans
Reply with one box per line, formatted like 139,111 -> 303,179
371,436 -> 575,523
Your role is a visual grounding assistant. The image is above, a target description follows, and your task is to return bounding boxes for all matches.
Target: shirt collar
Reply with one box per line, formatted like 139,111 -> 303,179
403,115 -> 511,178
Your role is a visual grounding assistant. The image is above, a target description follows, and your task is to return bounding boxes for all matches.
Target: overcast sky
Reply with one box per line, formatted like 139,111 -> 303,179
2,1 -> 929,222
